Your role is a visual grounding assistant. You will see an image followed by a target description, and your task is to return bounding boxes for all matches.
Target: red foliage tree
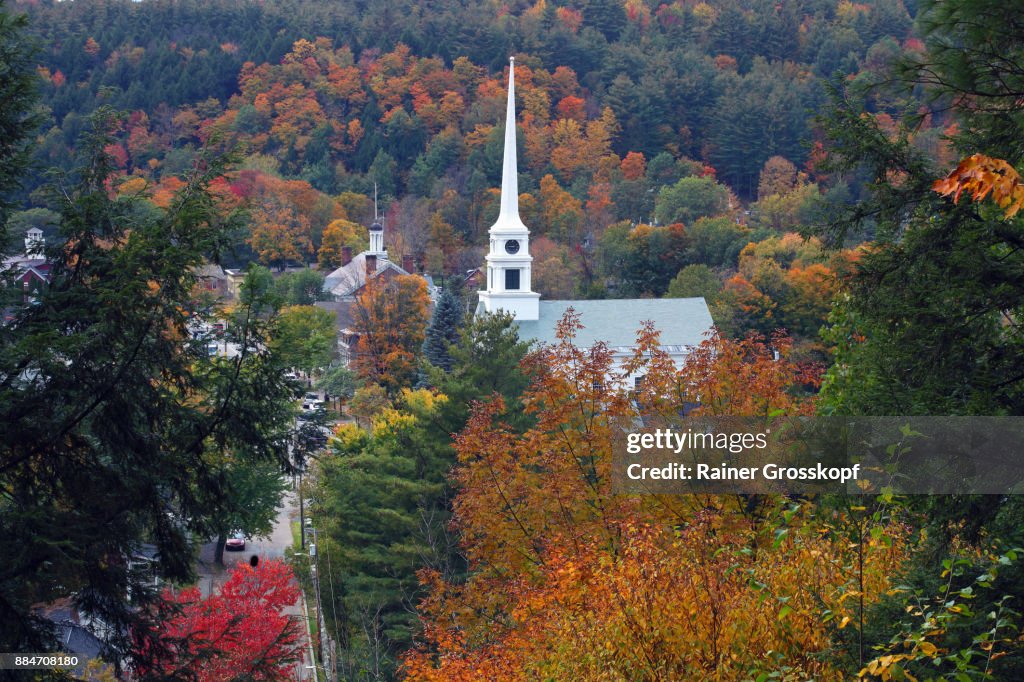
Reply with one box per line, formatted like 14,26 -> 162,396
146,559 -> 302,681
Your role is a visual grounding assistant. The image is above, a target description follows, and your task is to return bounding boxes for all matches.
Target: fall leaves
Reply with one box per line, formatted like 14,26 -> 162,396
145,559 -> 302,681
350,273 -> 432,393
402,317 -> 908,681
934,153 -> 1024,219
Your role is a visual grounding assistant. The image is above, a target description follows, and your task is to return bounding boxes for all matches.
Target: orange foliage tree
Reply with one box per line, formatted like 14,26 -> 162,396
933,152 -> 1024,218
537,174 -> 584,244
403,314 -> 906,680
247,201 -> 312,270
350,274 -> 431,393
621,150 -> 647,181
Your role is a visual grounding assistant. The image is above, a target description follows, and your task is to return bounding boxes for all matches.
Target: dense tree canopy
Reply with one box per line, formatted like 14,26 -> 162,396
0,112 -> 296,664
10,0 -> 1024,679
0,0 -> 40,235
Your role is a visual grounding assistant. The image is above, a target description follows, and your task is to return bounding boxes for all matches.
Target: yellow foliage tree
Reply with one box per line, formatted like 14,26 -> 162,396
318,218 -> 364,269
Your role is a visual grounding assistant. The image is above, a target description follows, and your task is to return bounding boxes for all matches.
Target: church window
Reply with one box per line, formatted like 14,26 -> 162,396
505,269 -> 520,290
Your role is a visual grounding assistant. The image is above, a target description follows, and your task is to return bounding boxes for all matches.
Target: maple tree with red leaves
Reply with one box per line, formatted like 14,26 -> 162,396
144,559 -> 303,681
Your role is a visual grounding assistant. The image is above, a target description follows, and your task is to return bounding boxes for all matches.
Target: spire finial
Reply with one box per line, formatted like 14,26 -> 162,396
374,183 -> 379,221
498,56 -> 520,223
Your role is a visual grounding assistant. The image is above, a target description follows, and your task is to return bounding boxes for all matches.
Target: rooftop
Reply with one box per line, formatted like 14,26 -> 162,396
322,253 -> 406,298
513,297 -> 714,349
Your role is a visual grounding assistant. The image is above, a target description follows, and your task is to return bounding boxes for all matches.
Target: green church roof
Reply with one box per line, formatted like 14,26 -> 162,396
513,297 -> 714,350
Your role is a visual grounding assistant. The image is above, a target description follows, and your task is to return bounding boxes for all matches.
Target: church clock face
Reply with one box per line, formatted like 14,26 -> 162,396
504,239 -> 521,255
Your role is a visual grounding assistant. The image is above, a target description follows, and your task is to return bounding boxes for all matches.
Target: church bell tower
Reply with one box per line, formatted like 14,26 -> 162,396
477,57 -> 540,321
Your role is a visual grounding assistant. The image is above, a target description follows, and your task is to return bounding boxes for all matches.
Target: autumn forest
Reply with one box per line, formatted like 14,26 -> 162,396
2,0 -> 1024,680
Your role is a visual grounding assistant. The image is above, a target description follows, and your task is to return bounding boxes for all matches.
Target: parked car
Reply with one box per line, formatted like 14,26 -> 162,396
301,392 -> 325,411
225,532 -> 245,551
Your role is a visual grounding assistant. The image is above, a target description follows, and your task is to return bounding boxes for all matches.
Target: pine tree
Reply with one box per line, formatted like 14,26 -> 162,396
421,288 -> 462,374
429,310 -> 534,433
314,389 -> 453,674
0,111 -> 296,664
0,0 -> 41,233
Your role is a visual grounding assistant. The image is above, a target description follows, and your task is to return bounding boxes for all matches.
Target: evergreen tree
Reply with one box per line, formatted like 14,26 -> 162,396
420,288 -> 462,374
312,311 -> 533,678
429,310 -> 534,433
314,389 -> 453,677
0,0 -> 40,233
0,112 -> 296,664
814,4 -> 1024,676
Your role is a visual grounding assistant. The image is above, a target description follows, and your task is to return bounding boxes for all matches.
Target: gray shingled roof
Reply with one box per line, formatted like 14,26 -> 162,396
513,298 -> 714,349
322,253 -> 408,298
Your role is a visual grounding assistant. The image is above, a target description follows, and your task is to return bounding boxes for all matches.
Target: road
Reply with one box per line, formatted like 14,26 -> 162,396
221,487 -> 297,567
198,486 -> 320,680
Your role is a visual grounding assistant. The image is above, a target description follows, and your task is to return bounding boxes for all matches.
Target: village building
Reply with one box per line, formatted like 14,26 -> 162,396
476,58 -> 715,386
318,214 -> 437,358
1,227 -> 51,304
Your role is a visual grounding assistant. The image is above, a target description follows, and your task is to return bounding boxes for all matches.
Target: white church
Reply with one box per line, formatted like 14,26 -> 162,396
476,58 -> 715,385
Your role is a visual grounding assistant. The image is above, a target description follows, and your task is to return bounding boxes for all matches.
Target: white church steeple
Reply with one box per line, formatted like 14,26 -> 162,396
477,57 -> 540,321
368,183 -> 387,258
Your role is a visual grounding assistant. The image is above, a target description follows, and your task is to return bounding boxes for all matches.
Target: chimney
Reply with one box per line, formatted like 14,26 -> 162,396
365,254 -> 377,276
342,246 -> 353,266
402,254 -> 414,273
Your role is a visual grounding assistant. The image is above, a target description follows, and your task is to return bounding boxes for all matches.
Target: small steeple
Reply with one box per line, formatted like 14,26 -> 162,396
25,228 -> 44,259
368,182 -> 386,255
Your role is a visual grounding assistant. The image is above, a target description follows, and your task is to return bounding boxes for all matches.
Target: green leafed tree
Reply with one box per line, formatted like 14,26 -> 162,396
666,263 -> 722,304
654,176 -> 730,226
316,361 -> 359,405
209,459 -> 287,566
274,267 -> 326,306
270,304 -> 337,375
